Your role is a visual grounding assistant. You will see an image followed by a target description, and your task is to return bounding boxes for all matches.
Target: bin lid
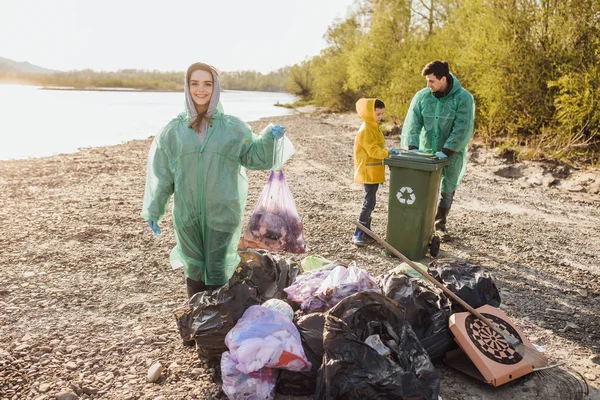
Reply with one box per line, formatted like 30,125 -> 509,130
384,151 -> 450,171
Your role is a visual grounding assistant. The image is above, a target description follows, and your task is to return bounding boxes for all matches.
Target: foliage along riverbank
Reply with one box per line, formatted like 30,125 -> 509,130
0,67 -> 290,93
286,0 -> 600,166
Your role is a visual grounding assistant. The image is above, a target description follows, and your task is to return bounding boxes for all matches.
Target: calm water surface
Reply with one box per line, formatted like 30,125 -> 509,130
0,84 -> 297,160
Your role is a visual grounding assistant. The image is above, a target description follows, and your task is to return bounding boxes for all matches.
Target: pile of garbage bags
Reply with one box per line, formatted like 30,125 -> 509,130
173,249 -> 300,360
174,254 -> 501,399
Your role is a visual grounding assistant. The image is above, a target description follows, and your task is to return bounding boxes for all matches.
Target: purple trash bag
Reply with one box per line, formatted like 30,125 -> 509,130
240,170 -> 307,254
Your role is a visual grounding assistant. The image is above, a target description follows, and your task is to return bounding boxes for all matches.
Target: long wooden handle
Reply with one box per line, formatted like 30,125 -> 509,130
355,221 -> 507,337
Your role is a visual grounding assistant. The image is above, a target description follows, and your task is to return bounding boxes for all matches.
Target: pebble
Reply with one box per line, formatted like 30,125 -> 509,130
39,382 -> 52,392
147,362 -> 163,383
576,289 -> 588,298
584,372 -> 597,381
66,361 -> 78,370
55,391 -> 78,400
129,337 -> 145,345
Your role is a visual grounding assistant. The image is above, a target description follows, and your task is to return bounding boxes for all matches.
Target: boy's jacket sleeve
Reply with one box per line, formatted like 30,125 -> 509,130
357,129 -> 389,160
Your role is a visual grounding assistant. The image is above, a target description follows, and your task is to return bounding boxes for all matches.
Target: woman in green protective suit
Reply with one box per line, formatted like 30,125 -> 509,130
141,62 -> 285,298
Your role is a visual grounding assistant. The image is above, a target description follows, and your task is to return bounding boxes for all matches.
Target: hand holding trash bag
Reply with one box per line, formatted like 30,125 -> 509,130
270,124 -> 286,139
389,147 -> 399,155
435,151 -> 448,159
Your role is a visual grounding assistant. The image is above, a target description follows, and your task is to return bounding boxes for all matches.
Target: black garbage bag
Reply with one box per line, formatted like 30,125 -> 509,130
315,292 -> 440,400
174,275 -> 261,360
380,273 -> 455,362
429,258 -> 501,313
173,250 -> 301,361
277,313 -> 325,395
239,249 -> 301,300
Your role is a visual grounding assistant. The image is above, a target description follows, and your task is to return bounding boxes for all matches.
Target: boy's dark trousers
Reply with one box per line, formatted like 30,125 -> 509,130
354,183 -> 379,239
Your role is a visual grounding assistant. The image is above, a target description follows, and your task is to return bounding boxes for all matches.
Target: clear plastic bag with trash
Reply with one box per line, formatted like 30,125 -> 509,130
224,305 -> 312,374
221,351 -> 279,400
284,263 -> 381,313
239,170 -> 307,254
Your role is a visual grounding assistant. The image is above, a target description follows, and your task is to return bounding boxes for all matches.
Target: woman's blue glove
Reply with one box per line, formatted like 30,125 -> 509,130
435,151 -> 448,159
389,147 -> 399,155
271,125 -> 285,139
410,149 -> 425,153
148,220 -> 161,236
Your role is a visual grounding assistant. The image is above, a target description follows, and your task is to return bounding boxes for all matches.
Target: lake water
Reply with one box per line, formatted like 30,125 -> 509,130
0,84 -> 297,160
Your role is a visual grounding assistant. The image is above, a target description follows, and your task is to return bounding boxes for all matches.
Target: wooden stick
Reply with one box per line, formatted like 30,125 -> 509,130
355,221 -> 517,345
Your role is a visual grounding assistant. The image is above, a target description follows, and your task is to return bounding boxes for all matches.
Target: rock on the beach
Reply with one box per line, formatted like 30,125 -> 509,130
39,382 -> 52,392
147,362 -> 163,383
65,361 -> 78,370
55,391 -> 78,400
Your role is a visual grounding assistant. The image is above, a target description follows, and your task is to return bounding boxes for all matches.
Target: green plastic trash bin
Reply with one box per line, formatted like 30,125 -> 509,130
383,152 -> 450,260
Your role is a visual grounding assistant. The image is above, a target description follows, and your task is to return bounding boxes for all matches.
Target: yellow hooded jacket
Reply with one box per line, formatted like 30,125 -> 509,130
354,98 -> 389,184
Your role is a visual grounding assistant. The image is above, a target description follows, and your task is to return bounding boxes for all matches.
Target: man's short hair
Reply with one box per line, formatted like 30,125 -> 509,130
422,60 -> 450,80
375,99 -> 385,109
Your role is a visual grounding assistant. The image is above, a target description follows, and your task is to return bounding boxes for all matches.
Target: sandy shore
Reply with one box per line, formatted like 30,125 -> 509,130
1,110 -> 599,399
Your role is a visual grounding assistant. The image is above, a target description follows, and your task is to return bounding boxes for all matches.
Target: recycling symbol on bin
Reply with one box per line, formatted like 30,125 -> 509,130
397,186 -> 416,205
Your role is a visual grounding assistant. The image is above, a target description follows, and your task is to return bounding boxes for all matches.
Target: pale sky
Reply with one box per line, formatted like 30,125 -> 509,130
0,0 -> 356,73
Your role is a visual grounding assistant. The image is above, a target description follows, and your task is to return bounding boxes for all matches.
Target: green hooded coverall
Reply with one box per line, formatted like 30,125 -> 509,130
141,68 -> 279,286
401,74 -> 475,195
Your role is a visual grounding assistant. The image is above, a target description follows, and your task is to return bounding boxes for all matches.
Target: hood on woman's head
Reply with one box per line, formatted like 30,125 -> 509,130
184,62 -> 221,121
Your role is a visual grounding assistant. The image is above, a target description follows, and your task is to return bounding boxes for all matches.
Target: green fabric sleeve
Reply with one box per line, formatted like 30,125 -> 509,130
443,92 -> 475,152
401,93 -> 424,149
240,123 -> 277,170
141,138 -> 174,222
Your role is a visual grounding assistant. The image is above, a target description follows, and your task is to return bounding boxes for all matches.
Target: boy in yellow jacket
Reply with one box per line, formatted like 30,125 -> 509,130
353,98 -> 398,246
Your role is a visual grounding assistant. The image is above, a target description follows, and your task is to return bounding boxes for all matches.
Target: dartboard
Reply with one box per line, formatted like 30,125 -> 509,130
464,313 -> 523,365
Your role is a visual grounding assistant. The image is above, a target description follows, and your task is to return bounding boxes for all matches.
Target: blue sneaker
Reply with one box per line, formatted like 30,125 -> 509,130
352,235 -> 366,247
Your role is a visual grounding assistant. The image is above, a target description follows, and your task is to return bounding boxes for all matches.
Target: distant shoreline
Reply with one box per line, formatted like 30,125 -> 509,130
38,86 -> 181,93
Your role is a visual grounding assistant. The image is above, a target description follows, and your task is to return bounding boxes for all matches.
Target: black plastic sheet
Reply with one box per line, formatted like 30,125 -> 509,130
276,313 -> 325,396
315,292 -> 440,400
429,258 -> 501,313
380,273 -> 455,362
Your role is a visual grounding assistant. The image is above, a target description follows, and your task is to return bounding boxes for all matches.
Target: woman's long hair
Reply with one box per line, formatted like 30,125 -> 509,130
186,62 -> 218,132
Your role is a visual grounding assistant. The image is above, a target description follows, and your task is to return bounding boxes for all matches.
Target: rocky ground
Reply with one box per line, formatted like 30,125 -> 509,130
1,109 -> 599,400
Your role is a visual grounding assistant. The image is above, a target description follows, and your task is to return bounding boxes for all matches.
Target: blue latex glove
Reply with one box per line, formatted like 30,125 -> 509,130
270,125 -> 285,139
148,220 -> 161,236
435,151 -> 448,159
389,147 -> 399,155
410,149 -> 425,153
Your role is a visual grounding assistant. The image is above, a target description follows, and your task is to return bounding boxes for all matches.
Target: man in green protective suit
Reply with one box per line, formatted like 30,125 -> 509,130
141,63 -> 284,297
401,60 -> 475,240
